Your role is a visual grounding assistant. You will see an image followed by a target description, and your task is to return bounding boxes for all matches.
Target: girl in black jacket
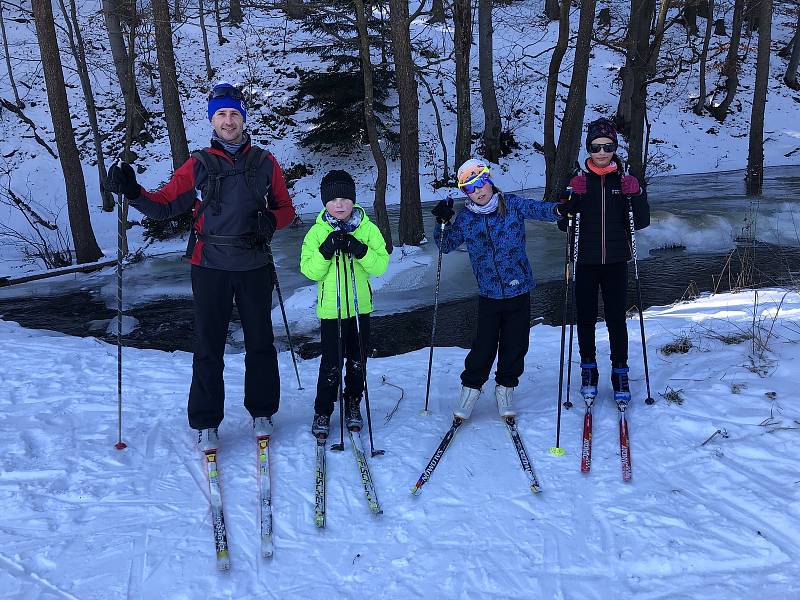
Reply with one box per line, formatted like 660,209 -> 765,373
557,118 -> 650,404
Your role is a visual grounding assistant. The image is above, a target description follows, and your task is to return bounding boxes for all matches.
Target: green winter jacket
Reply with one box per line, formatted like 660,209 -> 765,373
300,206 -> 390,319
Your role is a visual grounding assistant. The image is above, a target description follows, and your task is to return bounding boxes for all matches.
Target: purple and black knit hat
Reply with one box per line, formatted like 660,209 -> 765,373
585,118 -> 618,151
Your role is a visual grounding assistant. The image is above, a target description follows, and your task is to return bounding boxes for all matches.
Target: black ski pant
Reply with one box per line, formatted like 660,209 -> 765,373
574,260 -> 629,368
461,292 -> 530,390
315,314 -> 370,417
188,265 -> 279,430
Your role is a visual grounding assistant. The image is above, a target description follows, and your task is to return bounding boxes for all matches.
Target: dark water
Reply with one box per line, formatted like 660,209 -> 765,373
1,242 -> 798,358
2,165 -> 799,356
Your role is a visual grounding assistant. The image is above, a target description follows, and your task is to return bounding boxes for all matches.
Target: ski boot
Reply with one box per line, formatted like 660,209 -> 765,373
197,427 -> 219,452
344,396 -> 363,431
580,362 -> 599,400
454,386 -> 481,420
311,414 -> 330,439
611,366 -> 631,407
254,416 -> 274,438
495,384 -> 516,418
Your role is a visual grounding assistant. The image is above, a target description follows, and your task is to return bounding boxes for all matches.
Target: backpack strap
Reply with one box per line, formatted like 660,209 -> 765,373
185,149 -> 225,260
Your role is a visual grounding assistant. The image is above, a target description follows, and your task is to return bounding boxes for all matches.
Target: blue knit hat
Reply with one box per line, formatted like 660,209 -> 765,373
207,83 -> 247,122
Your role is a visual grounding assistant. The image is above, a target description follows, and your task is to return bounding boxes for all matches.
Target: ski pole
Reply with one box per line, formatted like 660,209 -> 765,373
551,203 -> 574,457
422,195 -> 453,415
330,250 -> 346,451
266,247 -> 303,390
114,183 -> 127,451
564,212 -> 580,411
348,253 -> 384,457
627,199 -> 655,405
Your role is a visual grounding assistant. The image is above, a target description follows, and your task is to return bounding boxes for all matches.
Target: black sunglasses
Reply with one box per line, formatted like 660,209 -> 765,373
589,143 -> 617,153
208,86 -> 245,101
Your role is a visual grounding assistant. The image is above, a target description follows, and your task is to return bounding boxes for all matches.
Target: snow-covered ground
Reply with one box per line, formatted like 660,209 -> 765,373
1,287 -> 799,598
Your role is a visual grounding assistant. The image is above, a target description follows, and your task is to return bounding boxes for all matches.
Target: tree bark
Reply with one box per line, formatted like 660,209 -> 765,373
453,0 -> 472,169
544,0 -> 570,194
213,0 -> 226,44
694,0 -> 715,115
354,0 -> 392,253
746,0 -> 772,195
784,10 -> 800,90
101,0 -> 148,138
58,0 -> 115,211
710,0 -> 744,121
388,0 -> 424,246
31,0 -> 102,264
478,0 -> 501,164
153,0 -> 190,170
545,0 -> 560,21
546,0 -> 596,200
228,0 -> 243,25
0,1 -> 23,108
198,0 -> 214,80
616,0 -> 655,182
429,0 -> 445,23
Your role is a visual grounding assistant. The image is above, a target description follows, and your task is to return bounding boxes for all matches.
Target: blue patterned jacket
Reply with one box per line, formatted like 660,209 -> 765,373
434,193 -> 559,299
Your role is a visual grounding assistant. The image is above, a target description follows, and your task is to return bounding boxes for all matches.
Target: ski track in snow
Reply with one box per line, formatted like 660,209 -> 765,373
1,291 -> 800,599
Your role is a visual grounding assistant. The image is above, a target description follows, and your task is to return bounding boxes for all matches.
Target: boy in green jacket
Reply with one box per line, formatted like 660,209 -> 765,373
300,171 -> 390,439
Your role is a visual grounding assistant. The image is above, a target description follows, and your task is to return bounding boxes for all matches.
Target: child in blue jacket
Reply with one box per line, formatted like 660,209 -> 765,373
431,159 -> 565,420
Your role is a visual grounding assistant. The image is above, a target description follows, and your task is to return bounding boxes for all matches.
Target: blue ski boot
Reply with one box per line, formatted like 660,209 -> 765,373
611,366 -> 631,406
580,362 -> 599,400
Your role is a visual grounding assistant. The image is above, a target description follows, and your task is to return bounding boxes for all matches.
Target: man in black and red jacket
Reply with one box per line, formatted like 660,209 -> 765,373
108,83 -> 296,448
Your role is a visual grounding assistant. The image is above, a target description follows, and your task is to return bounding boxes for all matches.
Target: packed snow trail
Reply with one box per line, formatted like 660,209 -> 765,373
1,290 -> 799,598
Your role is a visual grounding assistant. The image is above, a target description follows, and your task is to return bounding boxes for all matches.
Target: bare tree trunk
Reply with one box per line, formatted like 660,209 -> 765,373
213,0 -> 226,44
544,0 -> 570,194
546,0 -> 596,200
173,0 -> 181,20
478,0 -> 501,163
102,0 -> 148,137
710,0 -> 744,121
694,0 -> 715,115
453,0 -> 472,168
746,0 -> 772,195
617,0 -> 655,182
429,0 -> 445,23
0,1 -> 23,108
31,0 -> 102,264
545,0 -> 560,20
354,0 -> 392,253
228,0 -> 243,25
420,74 -> 450,182
58,0 -> 115,211
784,10 -> 800,90
388,0 -> 423,246
153,0 -> 190,170
647,0 -> 671,75
198,0 -> 214,80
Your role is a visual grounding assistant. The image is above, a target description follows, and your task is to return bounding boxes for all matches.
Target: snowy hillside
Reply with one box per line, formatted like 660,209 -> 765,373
1,288 -> 799,598
1,0 -> 799,275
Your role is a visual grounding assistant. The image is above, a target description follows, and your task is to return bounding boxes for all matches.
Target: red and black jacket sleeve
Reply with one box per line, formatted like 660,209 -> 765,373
266,157 -> 296,230
129,157 -> 201,220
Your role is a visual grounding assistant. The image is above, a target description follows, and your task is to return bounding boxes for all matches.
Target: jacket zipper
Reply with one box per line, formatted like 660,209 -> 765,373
601,174 -> 606,264
484,214 -> 506,298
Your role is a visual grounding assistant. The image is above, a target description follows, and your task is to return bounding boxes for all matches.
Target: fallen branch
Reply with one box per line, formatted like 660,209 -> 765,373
1,97 -> 58,158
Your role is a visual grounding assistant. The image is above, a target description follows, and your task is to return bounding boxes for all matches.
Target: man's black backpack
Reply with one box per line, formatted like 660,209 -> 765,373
184,147 -> 274,259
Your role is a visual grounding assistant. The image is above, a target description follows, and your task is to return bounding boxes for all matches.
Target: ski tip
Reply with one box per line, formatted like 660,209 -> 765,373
314,515 -> 325,528
410,484 -> 422,496
548,446 -> 566,457
216,553 -> 231,571
530,484 -> 542,494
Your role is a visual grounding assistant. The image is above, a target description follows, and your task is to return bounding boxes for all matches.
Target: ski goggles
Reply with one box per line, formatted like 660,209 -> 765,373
458,167 -> 493,194
207,86 -> 245,101
589,142 -> 617,153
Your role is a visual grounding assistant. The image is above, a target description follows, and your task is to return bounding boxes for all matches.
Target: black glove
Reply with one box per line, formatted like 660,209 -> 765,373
255,211 -> 277,250
344,234 -> 368,259
319,230 -> 348,260
107,161 -> 141,200
556,195 -> 580,218
431,198 -> 455,224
